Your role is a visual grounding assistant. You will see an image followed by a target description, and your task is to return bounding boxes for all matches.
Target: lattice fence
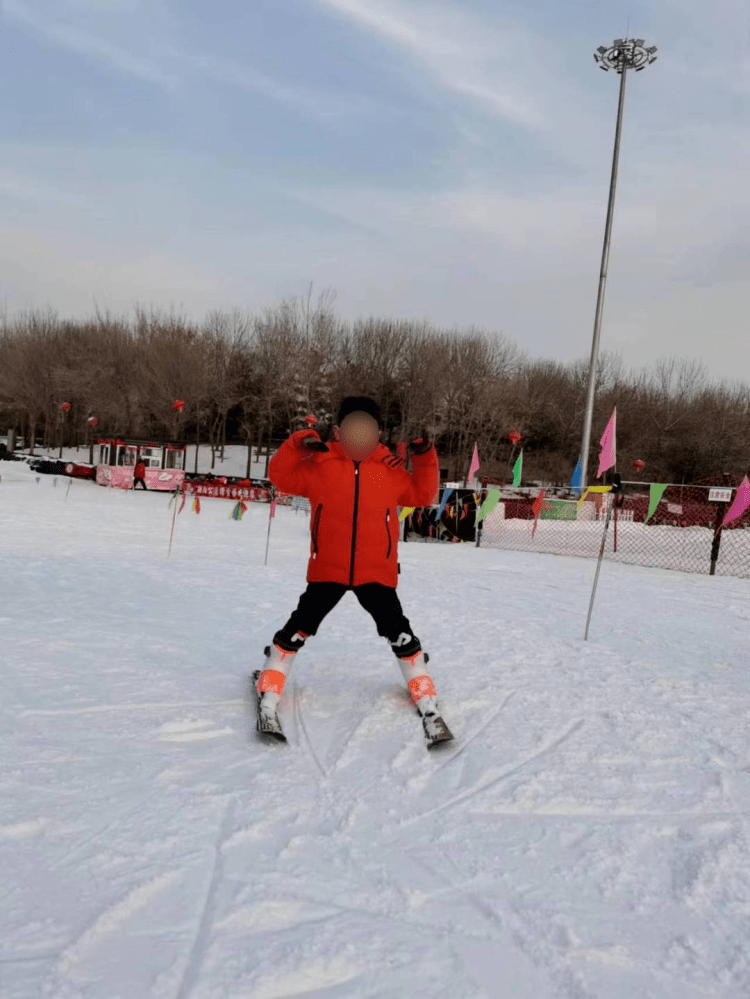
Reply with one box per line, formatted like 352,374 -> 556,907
405,481 -> 750,579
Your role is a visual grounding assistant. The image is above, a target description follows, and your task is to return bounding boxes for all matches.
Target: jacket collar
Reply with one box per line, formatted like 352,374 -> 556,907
327,439 -> 391,464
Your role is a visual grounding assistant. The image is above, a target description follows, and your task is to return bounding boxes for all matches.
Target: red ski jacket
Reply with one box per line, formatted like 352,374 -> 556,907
134,460 -> 146,478
268,430 -> 439,588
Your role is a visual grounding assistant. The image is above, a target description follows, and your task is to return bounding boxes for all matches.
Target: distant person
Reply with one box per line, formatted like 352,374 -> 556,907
133,456 -> 147,490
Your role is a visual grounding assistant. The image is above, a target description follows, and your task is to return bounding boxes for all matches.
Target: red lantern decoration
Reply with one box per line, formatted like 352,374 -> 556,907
508,431 -> 522,445
87,416 -> 99,427
633,459 -> 645,472
172,399 -> 185,412
60,402 -> 71,412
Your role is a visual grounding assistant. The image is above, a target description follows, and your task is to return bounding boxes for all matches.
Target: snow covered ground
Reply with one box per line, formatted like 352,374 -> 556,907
2,448 -> 750,998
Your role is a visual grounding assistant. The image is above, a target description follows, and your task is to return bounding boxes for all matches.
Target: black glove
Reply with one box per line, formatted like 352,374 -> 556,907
408,430 -> 432,455
294,430 -> 329,452
381,453 -> 406,471
302,438 -> 329,452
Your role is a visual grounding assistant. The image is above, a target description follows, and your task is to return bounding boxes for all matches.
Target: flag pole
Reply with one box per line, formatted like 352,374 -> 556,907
264,484 -> 276,566
167,484 -> 180,557
584,472 -> 621,640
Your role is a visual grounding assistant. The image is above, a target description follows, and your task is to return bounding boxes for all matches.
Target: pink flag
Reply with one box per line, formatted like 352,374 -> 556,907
722,476 -> 750,527
596,407 -> 617,479
467,443 -> 480,484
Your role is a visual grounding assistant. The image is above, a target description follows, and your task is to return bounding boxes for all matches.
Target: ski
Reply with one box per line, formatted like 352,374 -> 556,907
251,669 -> 287,742
424,713 -> 454,747
403,652 -> 454,748
408,693 -> 454,747
420,709 -> 454,748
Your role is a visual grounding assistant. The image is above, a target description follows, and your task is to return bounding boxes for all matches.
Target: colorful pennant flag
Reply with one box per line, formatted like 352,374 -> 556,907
435,487 -> 454,523
192,495 -> 201,514
576,485 -> 612,510
645,483 -> 668,523
512,450 -> 523,487
531,488 -> 546,538
597,407 -> 617,479
477,488 -> 501,523
722,476 -> 750,527
570,455 -> 583,492
467,443 -> 480,485
230,499 -> 249,521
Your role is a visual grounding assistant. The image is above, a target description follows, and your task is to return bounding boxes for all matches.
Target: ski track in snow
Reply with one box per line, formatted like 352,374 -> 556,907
173,797 -> 236,999
3,450 -> 750,998
17,699 -> 246,718
427,688 -> 518,774
391,716 -> 588,835
55,867 -> 187,978
292,680 -> 326,777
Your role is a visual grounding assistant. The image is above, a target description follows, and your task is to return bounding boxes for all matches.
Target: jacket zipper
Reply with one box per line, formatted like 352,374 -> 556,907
349,462 -> 360,586
385,508 -> 392,559
311,503 -> 323,557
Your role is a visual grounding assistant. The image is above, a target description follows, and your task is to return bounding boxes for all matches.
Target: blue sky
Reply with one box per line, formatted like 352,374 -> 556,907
2,0 -> 748,386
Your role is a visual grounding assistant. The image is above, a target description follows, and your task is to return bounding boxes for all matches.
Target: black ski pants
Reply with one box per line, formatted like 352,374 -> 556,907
133,477 -> 147,490
274,581 -> 421,658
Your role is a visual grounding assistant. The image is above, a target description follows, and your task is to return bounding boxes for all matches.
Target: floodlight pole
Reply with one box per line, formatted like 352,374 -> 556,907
579,38 -> 657,492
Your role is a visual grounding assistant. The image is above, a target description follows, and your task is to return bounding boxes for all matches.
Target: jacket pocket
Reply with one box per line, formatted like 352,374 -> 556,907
385,508 -> 392,559
311,503 -> 323,556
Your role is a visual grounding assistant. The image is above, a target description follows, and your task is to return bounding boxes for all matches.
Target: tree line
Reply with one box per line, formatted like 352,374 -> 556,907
1,288 -> 748,486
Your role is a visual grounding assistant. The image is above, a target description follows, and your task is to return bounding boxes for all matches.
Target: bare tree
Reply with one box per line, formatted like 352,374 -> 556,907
1,293 -> 748,492
0,309 -> 61,455
200,308 -> 251,471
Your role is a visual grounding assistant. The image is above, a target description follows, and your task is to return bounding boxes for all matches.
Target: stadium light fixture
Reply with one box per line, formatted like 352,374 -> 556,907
578,37 -> 658,493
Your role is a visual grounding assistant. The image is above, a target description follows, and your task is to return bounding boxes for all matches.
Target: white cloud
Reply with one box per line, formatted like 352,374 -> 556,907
313,0 -> 547,128
0,225 -> 228,319
156,46 -> 382,120
4,0 -> 177,88
63,0 -> 141,10
0,172 -> 91,209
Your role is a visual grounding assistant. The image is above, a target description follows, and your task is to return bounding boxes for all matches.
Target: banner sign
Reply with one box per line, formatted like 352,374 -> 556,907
97,466 -> 184,491
181,480 -> 294,504
708,488 -> 732,503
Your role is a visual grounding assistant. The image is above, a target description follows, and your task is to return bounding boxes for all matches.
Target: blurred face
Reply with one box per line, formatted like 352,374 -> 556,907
334,412 -> 380,460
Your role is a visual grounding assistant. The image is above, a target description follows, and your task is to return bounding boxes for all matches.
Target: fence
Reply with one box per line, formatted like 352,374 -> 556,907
470,481 -> 750,578
277,478 -> 750,579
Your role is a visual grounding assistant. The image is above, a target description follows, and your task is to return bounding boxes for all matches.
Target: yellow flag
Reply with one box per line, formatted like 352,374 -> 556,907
576,485 -> 612,509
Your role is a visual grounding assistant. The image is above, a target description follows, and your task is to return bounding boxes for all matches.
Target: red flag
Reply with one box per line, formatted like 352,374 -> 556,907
531,488 -> 546,538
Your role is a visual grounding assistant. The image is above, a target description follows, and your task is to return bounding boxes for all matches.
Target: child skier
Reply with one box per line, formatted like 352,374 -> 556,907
255,395 -> 453,746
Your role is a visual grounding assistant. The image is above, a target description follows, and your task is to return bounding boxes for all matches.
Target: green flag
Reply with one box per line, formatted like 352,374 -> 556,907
477,488 -> 501,523
512,450 -> 523,487
645,483 -> 668,523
